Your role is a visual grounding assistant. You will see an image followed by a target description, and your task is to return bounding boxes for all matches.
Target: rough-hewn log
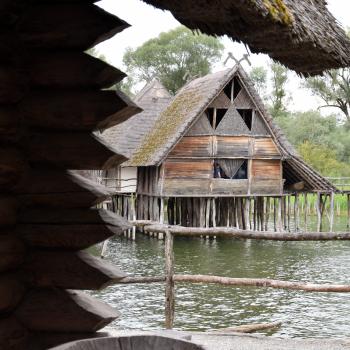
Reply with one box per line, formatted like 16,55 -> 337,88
0,276 -> 26,313
20,90 -> 140,131
0,236 -> 26,272
212,321 -> 282,333
17,224 -> 119,250
22,132 -> 126,169
18,4 -> 129,50
0,317 -> 28,350
23,251 -> 126,290
165,231 -> 175,329
118,276 -> 166,284
142,223 -> 350,241
0,196 -> 17,226
16,170 -> 114,208
19,208 -> 130,229
0,148 -> 27,190
15,289 -> 119,332
28,52 -> 125,88
0,67 -> 27,104
0,106 -> 20,143
174,275 -> 350,292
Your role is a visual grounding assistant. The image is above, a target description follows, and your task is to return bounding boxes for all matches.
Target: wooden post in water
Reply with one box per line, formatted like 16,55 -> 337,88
348,194 -> 350,231
131,193 -> 136,241
159,197 -> 165,240
316,192 -> 322,232
212,198 -> 217,228
277,197 -> 282,232
287,195 -> 291,232
165,230 -> 175,329
303,193 -> 308,232
329,192 -> 335,233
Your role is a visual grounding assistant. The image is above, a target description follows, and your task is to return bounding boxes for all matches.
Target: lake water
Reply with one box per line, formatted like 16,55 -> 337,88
93,215 -> 350,338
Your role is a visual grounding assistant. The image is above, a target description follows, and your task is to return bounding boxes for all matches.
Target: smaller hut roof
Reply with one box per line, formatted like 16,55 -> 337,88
143,0 -> 350,76
128,65 -> 336,192
100,79 -> 172,159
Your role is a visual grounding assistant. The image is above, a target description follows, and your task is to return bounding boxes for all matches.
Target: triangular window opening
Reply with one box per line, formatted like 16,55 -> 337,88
233,76 -> 242,99
213,160 -> 248,180
206,108 -> 228,129
223,80 -> 233,101
237,109 -> 253,130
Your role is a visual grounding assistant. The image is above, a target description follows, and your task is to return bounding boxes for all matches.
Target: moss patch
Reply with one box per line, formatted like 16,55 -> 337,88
130,90 -> 203,165
261,0 -> 293,26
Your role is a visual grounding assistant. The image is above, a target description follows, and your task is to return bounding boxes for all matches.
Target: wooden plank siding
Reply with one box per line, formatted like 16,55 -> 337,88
251,159 -> 282,194
163,160 -> 212,179
253,138 -> 280,157
211,179 -> 248,195
216,136 -> 249,157
163,179 -> 210,196
167,136 -> 212,158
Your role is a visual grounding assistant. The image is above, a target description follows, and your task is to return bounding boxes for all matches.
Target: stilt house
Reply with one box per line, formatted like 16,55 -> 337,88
103,64 -> 337,228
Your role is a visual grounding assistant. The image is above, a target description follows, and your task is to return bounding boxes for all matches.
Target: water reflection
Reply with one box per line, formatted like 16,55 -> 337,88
92,216 -> 350,338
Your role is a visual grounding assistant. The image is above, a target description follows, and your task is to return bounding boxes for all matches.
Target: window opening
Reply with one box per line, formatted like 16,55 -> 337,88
237,109 -> 253,130
233,76 -> 242,99
223,80 -> 233,101
206,108 -> 228,129
213,159 -> 248,179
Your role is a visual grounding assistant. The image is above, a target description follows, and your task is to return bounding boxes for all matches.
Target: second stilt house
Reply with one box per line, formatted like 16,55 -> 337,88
102,64 -> 336,229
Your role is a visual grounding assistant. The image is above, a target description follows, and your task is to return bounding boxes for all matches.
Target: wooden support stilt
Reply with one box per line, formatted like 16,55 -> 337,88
316,192 -> 322,232
212,198 -> 217,228
304,193 -> 308,232
347,194 -> 350,231
164,230 -> 174,329
273,197 -> 277,232
277,197 -> 282,232
287,195 -> 291,232
329,192 -> 335,233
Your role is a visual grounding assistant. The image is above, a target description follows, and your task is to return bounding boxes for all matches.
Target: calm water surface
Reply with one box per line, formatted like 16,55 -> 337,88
92,216 -> 350,338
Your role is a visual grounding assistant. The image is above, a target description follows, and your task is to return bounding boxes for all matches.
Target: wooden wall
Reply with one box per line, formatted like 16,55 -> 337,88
0,2 -> 139,349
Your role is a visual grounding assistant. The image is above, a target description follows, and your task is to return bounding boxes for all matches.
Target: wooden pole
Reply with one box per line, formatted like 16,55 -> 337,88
304,193 -> 308,232
265,197 -> 270,231
330,192 -> 335,233
164,230 -> 175,329
277,197 -> 282,232
348,194 -> 350,231
316,192 -> 322,232
174,274 -> 350,293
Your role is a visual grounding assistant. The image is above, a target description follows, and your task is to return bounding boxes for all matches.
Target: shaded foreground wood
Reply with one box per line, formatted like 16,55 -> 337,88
211,321 -> 282,333
141,223 -> 350,241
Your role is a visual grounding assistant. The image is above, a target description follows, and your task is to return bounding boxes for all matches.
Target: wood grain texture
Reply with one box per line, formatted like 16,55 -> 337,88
250,179 -> 281,195
0,317 -> 28,350
163,160 -> 212,179
215,107 -> 250,136
252,159 -> 281,179
253,138 -> 280,157
163,179 -> 210,196
23,251 -> 126,290
0,148 -> 27,191
168,136 -> 212,158
28,51 -> 125,88
211,179 -> 248,195
20,90 -> 137,131
17,224 -> 119,250
0,196 -> 17,226
16,170 -> 113,208
15,289 -> 119,332
216,136 -> 249,157
0,66 -> 27,104
22,132 -> 126,169
0,106 -> 21,144
18,4 -> 129,50
233,88 -> 254,109
0,235 -> 25,272
0,276 -> 26,313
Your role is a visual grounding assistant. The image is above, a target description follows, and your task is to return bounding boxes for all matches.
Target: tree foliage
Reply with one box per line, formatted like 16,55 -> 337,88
249,66 -> 268,98
122,26 -> 224,94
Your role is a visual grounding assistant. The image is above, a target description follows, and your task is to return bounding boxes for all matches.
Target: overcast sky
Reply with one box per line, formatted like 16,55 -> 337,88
96,0 -> 350,114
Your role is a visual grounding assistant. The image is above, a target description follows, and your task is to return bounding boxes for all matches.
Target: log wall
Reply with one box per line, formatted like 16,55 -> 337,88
0,2 -> 138,349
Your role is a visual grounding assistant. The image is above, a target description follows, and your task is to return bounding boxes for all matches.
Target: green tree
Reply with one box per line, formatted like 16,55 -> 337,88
269,62 -> 289,119
249,66 -> 268,98
298,141 -> 350,177
122,26 -> 224,94
304,69 -> 350,125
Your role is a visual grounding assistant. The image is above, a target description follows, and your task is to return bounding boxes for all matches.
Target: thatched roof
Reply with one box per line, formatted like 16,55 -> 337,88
100,79 -> 172,159
143,0 -> 350,76
128,65 -> 336,192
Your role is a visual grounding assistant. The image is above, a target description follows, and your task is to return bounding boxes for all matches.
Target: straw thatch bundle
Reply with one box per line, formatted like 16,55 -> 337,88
143,0 -> 350,75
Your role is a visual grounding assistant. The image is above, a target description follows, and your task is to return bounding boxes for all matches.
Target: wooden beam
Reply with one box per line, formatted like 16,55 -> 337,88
20,90 -> 140,131
165,231 -> 175,329
0,235 -> 26,272
18,4 -> 129,50
174,274 -> 350,293
0,276 -> 26,313
15,289 -> 119,332
212,321 -> 282,333
21,132 -> 126,169
141,223 -> 350,241
22,251 -> 126,290
17,223 -> 119,250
